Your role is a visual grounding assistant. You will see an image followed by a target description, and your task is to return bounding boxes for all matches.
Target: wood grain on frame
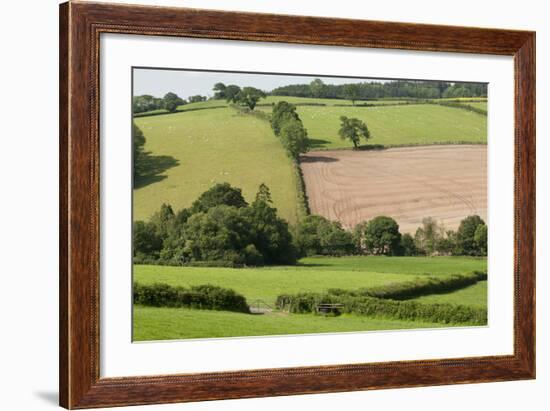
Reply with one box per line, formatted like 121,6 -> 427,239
59,1 -> 535,408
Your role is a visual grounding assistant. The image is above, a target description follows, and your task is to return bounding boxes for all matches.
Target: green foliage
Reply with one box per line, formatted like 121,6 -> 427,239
133,94 -> 164,114
133,122 -> 146,180
474,224 -> 488,255
279,119 -> 310,158
188,95 -> 207,103
271,79 -> 486,100
134,184 -> 297,267
212,82 -> 227,99
133,282 -> 250,313
276,290 -> 487,325
235,87 -> 266,110
135,256 -> 487,307
271,101 -> 301,136
191,183 -> 248,213
295,215 -> 354,256
185,205 -> 257,265
400,233 -> 417,256
162,92 -> 185,113
245,190 -> 298,265
435,100 -> 487,116
456,215 -> 487,256
354,216 -> 401,255
342,271 -> 487,300
133,221 -> 163,261
414,217 -> 445,255
224,85 -> 242,103
293,104 -> 487,149
338,116 -> 371,148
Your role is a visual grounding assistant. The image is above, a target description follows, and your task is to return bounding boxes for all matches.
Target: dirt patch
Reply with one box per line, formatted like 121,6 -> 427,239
300,145 -> 487,234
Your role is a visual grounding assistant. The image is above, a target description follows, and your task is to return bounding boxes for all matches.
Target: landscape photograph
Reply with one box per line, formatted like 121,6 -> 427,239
131,68 -> 488,341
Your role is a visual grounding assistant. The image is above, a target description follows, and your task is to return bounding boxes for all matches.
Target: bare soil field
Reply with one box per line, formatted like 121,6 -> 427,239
300,145 -> 487,233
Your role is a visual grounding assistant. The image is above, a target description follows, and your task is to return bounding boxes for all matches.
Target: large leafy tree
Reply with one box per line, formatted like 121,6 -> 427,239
456,215 -> 486,256
162,92 -> 185,113
338,116 -> 371,148
279,119 -> 310,159
235,87 -> 266,110
295,215 -> 354,256
191,183 -> 248,213
271,101 -> 301,136
212,82 -> 227,99
355,216 -> 401,255
474,224 -> 488,256
133,122 -> 146,181
224,85 -> 242,103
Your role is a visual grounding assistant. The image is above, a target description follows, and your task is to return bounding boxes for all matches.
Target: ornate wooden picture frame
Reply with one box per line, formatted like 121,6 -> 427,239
59,1 -> 535,408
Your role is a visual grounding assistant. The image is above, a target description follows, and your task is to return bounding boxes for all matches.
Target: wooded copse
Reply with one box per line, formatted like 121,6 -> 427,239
270,79 -> 487,100
133,178 -> 488,267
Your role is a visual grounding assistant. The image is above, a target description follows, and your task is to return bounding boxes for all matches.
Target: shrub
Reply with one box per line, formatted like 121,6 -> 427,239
134,283 -> 250,313
456,215 -> 486,256
191,183 -> 248,213
275,290 -> 486,325
295,215 -> 354,256
354,216 -> 401,255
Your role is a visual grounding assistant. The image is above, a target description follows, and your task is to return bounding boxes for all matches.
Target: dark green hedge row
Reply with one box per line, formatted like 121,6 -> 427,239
134,283 -> 250,313
433,101 -> 487,116
275,292 -> 486,325
230,104 -> 272,121
133,105 -> 227,118
328,271 -> 487,300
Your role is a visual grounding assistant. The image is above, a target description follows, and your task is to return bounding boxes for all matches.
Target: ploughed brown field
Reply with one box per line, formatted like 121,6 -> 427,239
300,145 -> 487,234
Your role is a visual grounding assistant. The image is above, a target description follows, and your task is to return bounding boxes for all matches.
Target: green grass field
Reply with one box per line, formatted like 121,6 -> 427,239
463,102 -> 487,111
294,104 -> 487,149
133,108 -> 299,222
134,256 -> 487,306
133,306 -> 446,340
133,256 -> 486,340
413,280 -> 487,308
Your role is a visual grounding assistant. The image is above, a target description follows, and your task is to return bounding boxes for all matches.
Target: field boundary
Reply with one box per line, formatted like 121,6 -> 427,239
230,104 -> 311,221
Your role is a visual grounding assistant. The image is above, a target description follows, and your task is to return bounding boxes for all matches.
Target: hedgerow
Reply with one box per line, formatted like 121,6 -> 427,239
329,271 -> 487,300
134,283 -> 250,313
275,292 -> 486,325
275,271 -> 487,325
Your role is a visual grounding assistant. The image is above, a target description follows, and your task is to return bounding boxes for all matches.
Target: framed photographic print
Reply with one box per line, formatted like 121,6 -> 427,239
59,1 -> 535,409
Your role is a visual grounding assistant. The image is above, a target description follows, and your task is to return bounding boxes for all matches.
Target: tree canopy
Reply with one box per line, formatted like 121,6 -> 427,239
354,216 -> 402,256
338,116 -> 371,148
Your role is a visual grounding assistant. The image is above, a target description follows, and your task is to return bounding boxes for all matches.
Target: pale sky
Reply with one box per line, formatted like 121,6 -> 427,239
133,68 -> 391,99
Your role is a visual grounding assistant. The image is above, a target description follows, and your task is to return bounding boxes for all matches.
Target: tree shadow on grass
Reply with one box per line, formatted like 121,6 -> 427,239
300,155 -> 339,163
308,138 -> 332,149
355,143 -> 386,151
134,152 -> 179,189
295,262 -> 332,267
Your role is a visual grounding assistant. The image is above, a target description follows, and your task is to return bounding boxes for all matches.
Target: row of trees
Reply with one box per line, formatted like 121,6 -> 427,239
133,92 -> 208,114
134,182 -> 487,267
272,79 -> 487,101
212,83 -> 266,110
270,102 -> 311,158
297,214 -> 487,258
134,183 -> 299,266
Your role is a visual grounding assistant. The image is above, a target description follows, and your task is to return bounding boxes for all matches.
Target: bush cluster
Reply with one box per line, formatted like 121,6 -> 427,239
270,102 -> 311,159
134,183 -> 298,267
434,101 -> 487,116
134,283 -> 250,313
276,290 -> 486,325
329,271 -> 487,300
